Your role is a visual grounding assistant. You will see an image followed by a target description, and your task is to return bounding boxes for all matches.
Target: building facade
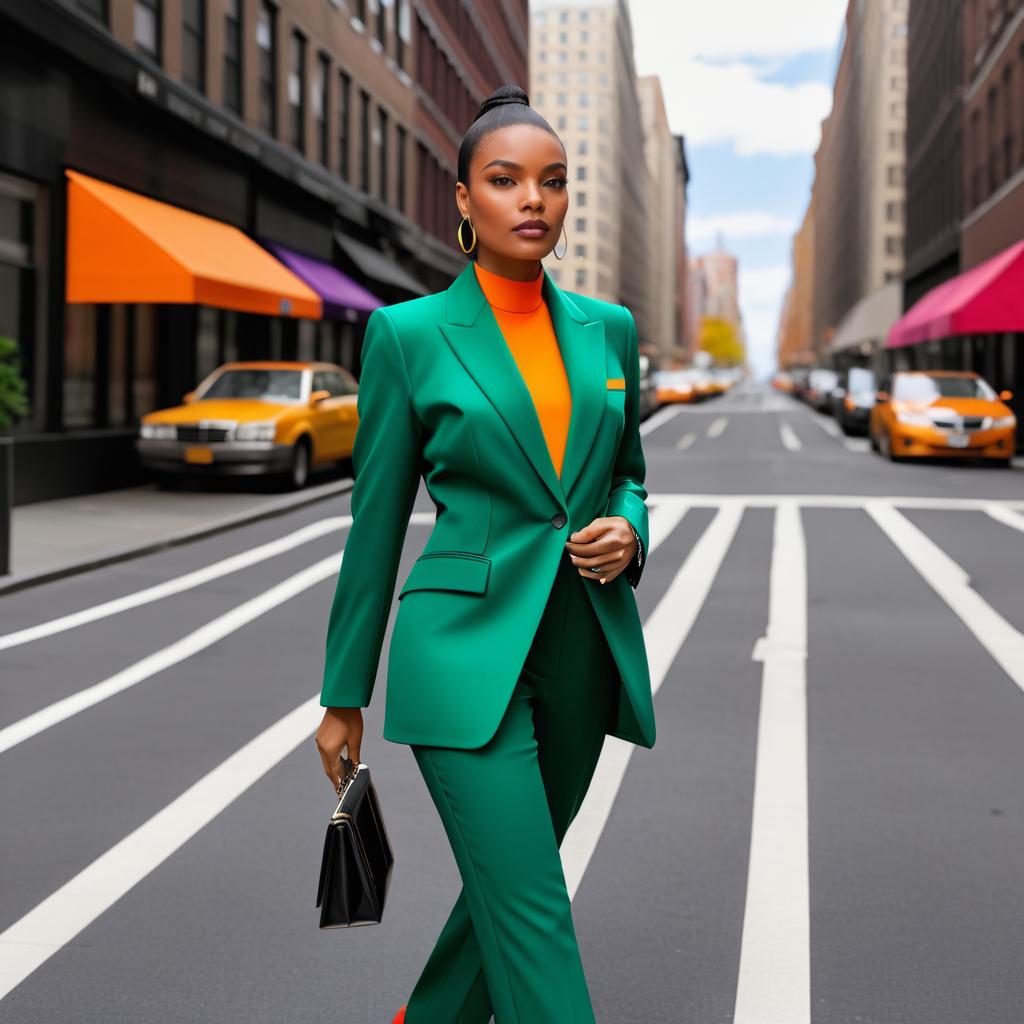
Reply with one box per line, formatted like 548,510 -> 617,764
0,0 -> 526,502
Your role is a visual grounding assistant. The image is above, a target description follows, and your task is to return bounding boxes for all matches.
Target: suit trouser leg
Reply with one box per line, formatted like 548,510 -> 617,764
404,552 -> 618,1024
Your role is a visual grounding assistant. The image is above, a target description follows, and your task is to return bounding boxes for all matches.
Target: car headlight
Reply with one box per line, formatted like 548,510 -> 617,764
234,421 -> 277,441
140,423 -> 176,440
895,409 -> 934,427
991,415 -> 1016,429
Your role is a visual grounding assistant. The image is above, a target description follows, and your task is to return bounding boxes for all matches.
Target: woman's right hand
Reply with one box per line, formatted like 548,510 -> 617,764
315,707 -> 364,791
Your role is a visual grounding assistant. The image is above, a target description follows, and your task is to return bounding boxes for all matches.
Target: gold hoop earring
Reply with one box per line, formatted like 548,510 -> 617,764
457,216 -> 477,254
553,223 -> 568,260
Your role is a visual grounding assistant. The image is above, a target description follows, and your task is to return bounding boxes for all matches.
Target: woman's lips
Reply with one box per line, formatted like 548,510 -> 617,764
513,226 -> 549,237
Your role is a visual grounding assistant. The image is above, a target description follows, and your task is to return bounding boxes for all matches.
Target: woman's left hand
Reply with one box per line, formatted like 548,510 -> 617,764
564,516 -> 637,585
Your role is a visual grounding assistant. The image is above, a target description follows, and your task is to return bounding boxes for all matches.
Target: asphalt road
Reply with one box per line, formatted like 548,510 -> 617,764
2,382 -> 1024,1023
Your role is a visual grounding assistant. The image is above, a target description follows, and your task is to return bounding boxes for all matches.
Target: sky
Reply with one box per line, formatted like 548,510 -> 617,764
630,0 -> 849,379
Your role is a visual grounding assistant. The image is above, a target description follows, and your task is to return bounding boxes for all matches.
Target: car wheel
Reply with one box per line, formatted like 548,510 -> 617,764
288,439 -> 311,490
991,457 -> 1014,469
878,429 -> 898,461
869,427 -> 879,452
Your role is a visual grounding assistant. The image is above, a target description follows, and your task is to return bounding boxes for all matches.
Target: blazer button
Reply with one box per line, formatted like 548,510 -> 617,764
550,511 -> 567,529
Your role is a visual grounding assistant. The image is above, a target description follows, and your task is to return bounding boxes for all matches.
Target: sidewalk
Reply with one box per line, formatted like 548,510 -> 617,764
1,475 -> 354,595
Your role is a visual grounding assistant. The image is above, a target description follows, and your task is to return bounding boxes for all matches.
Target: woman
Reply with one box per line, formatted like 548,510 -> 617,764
315,83 -> 656,1024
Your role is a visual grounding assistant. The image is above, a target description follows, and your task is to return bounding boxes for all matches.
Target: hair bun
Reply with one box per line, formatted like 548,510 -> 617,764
474,85 -> 530,123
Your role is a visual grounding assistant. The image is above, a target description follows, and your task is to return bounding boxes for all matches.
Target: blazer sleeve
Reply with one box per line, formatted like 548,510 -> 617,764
320,307 -> 424,709
604,304 -> 649,590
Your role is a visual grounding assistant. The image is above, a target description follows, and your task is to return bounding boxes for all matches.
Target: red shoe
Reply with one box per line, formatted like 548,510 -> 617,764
391,1005 -> 407,1024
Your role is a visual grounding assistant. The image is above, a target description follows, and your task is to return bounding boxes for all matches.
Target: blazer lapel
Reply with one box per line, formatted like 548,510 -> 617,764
438,261 -> 607,508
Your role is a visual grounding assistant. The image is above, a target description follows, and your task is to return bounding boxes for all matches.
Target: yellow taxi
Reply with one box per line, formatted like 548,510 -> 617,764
869,370 -> 1016,466
136,361 -> 359,489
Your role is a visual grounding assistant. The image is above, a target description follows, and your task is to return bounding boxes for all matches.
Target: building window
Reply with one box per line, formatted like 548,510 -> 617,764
574,244 -> 586,257
396,0 -> 409,68
577,165 -> 587,180
134,0 -> 161,61
75,0 -> 107,23
576,191 -> 587,207
577,139 -> 588,155
575,267 -> 586,287
885,235 -> 903,256
338,71 -> 351,182
575,217 -> 586,232
223,0 -> 242,114
376,0 -> 387,51
314,52 -> 330,166
289,30 -> 306,152
359,89 -> 371,192
396,124 -> 407,212
378,106 -> 389,203
885,200 -> 903,221
182,0 -> 205,93
257,1 -> 277,136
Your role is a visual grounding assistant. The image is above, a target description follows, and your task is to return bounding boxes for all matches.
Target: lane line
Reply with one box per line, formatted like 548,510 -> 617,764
985,504 -> 1024,535
843,438 -> 871,453
814,415 -> 841,438
866,502 -> 1024,694
707,416 -> 729,438
562,501 -> 744,898
675,432 -> 698,450
779,422 -> 802,451
0,512 -> 438,652
734,501 -> 810,1023
0,554 -> 342,754
639,404 -> 684,437
0,695 -> 323,1000
645,494 -> 1024,511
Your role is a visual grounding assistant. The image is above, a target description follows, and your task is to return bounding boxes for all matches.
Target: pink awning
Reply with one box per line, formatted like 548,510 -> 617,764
886,239 -> 1024,349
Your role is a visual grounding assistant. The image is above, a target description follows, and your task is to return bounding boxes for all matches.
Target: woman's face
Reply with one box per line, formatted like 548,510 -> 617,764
456,123 -> 569,271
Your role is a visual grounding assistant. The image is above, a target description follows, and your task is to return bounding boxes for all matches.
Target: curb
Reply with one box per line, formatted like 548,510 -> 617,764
0,476 -> 354,597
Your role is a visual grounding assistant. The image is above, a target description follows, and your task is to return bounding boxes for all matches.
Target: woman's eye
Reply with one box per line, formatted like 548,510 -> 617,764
546,178 -> 569,188
492,175 -> 514,185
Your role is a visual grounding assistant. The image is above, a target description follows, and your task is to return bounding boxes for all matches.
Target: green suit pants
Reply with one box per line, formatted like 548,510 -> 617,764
405,548 -> 618,1023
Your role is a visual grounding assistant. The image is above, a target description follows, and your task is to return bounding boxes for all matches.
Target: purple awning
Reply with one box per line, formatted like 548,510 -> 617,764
262,241 -> 384,320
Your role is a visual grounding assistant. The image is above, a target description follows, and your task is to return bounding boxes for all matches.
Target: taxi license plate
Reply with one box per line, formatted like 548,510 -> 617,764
184,446 -> 214,464
947,434 -> 969,448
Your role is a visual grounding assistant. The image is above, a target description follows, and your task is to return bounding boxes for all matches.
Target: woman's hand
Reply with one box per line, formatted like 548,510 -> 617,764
316,707 -> 364,791
564,516 -> 637,585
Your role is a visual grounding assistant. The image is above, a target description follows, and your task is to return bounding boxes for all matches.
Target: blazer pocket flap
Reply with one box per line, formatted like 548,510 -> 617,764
398,551 -> 491,599
606,377 -> 626,390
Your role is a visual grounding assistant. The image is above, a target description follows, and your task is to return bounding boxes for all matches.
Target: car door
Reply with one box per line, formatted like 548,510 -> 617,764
309,369 -> 345,460
330,368 -> 360,454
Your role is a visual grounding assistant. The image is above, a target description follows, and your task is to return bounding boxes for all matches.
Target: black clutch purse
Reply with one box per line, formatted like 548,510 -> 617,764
315,756 -> 395,928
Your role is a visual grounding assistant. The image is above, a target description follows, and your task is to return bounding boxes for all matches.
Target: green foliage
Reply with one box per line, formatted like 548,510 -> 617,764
0,335 -> 30,430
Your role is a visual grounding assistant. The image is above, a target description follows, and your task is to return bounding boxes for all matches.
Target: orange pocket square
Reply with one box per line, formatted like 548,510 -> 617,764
606,377 -> 626,390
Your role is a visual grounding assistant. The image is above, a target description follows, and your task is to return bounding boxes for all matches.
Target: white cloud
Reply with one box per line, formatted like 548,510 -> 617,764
631,1 -> 847,156
740,265 -> 792,306
688,211 -> 798,245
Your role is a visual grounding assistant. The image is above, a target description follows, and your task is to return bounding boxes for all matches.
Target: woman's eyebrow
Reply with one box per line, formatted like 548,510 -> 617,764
482,159 -> 568,173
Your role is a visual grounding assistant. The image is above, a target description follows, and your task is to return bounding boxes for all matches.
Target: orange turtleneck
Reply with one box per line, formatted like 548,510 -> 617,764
473,260 -> 572,480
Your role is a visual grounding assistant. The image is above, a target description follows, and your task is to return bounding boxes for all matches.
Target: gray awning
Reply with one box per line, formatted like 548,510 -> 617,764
829,282 -> 902,353
334,232 -> 430,297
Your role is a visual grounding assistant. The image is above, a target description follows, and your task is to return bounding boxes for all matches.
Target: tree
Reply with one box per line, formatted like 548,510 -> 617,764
698,317 -> 745,366
0,336 -> 30,430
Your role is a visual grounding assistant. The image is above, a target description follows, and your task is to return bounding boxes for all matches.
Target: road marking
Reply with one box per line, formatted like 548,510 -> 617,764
779,422 -> 802,451
639,404 -> 684,437
866,502 -> 1024,695
814,415 -> 841,438
646,493 -> 1024,511
734,502 -> 809,1022
0,554 -> 343,754
0,695 -> 323,1000
985,504 -> 1024,535
707,416 -> 729,438
843,438 -> 871,453
676,432 -> 698,450
562,501 -> 744,898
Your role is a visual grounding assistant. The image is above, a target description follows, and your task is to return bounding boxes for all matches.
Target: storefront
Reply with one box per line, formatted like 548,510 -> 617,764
0,2 -> 429,504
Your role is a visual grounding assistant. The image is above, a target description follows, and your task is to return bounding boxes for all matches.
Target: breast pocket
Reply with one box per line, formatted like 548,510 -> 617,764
397,551 -> 492,599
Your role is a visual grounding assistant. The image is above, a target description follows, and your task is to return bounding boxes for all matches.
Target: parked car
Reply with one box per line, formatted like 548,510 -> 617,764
868,370 -> 1016,466
136,360 -> 360,489
829,366 -> 876,435
804,368 -> 839,412
653,369 -> 697,404
638,354 -> 659,419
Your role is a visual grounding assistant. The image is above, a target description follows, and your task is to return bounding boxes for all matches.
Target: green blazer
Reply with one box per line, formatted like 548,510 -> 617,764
320,260 -> 655,750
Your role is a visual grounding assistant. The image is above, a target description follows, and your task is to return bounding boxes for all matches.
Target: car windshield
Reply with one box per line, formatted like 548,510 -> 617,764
200,369 -> 304,402
893,374 -> 996,402
848,367 -> 875,392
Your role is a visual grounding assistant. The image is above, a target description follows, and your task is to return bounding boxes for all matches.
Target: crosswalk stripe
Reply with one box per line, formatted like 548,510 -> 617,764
814,415 -> 841,437
562,502 -> 744,898
734,502 -> 810,1022
0,554 -> 342,754
866,502 -> 1024,694
844,437 -> 871,453
707,416 -> 729,438
985,504 -> 1024,535
0,695 -> 324,1000
779,422 -> 802,451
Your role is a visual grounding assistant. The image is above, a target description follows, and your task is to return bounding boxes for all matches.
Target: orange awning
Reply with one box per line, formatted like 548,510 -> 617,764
65,169 -> 322,318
